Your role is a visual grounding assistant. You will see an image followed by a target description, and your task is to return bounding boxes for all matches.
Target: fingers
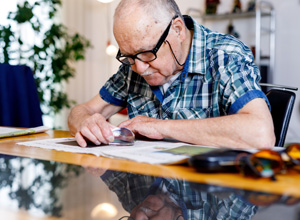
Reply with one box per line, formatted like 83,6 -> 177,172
118,116 -> 164,140
96,120 -> 115,143
76,113 -> 116,147
119,115 -> 149,129
80,125 -> 102,145
75,132 -> 88,148
118,118 -> 132,128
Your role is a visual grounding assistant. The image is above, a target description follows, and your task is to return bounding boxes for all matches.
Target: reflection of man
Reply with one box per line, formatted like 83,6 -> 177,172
99,170 -> 257,220
124,193 -> 183,220
68,0 -> 275,149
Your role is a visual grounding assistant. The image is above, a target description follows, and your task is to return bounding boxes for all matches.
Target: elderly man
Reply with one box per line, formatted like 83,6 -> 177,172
68,0 -> 275,149
86,169 -> 257,220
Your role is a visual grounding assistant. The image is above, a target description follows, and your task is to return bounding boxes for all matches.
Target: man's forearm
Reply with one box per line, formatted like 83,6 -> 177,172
160,99 -> 275,149
157,113 -> 275,149
121,99 -> 276,149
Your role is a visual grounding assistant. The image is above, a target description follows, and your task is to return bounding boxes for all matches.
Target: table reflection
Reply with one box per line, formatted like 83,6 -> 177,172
100,170 -> 257,220
1,157 -> 300,220
96,169 -> 300,220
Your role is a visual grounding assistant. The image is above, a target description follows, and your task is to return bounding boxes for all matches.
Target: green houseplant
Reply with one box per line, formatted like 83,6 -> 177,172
0,0 -> 90,217
0,0 -> 91,116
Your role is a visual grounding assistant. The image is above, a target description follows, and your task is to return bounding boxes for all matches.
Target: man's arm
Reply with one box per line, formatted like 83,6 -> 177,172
119,98 -> 276,149
68,94 -> 123,147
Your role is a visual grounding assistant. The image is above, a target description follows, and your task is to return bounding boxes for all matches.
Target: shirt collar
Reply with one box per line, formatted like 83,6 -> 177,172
184,15 -> 207,76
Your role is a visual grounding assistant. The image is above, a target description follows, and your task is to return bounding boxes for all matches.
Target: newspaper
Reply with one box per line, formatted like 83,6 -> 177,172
0,126 -> 50,139
17,138 -> 216,164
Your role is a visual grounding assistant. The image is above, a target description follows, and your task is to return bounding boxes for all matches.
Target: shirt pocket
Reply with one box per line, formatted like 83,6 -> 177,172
173,107 -> 212,119
127,93 -> 161,118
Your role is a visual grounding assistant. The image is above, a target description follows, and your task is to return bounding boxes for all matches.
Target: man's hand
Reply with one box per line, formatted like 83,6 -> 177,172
118,115 -> 164,140
68,94 -> 123,148
75,113 -> 117,147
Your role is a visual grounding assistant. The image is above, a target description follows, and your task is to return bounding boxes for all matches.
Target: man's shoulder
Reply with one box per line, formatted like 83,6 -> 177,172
206,31 -> 249,53
192,19 -> 252,59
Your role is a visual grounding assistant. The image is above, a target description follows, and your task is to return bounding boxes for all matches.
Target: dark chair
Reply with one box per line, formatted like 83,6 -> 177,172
265,89 -> 296,147
0,64 -> 43,159
0,64 -> 43,127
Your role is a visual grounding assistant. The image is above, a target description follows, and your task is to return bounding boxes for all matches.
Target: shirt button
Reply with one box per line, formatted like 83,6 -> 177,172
141,106 -> 145,110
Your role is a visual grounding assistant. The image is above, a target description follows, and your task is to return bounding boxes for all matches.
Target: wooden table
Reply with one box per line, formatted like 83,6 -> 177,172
1,129 -> 300,197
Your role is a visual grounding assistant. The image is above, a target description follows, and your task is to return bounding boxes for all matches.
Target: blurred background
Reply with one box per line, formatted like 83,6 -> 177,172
0,1 -> 300,219
1,0 -> 299,143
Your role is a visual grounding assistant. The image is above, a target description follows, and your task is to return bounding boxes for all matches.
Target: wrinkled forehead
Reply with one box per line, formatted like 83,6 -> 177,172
113,12 -> 164,54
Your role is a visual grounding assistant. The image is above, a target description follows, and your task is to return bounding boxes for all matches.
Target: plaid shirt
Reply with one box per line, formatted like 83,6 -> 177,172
100,16 -> 267,119
101,171 -> 257,220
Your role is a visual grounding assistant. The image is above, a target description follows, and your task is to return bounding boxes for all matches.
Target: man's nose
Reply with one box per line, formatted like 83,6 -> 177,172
132,59 -> 150,74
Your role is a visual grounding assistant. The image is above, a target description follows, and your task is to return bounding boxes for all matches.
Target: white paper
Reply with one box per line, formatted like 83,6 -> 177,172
0,127 -> 22,134
0,126 -> 50,138
17,138 -> 216,164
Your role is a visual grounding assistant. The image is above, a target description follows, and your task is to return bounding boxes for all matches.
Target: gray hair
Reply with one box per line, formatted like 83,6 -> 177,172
114,0 -> 183,26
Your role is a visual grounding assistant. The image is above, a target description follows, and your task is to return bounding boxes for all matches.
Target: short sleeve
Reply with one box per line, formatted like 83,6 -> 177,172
219,53 -> 269,114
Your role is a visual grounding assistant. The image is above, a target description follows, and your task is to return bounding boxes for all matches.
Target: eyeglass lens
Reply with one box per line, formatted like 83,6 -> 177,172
249,151 -> 283,178
286,144 -> 300,163
118,51 -> 157,65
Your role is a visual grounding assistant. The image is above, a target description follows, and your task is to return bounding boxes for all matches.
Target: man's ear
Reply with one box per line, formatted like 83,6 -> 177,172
172,18 -> 186,41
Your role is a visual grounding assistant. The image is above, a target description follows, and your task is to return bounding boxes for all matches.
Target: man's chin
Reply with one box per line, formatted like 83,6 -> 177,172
143,75 -> 164,86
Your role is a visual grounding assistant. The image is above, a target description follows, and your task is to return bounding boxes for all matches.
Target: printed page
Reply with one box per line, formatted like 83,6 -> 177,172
0,127 -> 21,134
17,138 -> 216,164
0,126 -> 50,138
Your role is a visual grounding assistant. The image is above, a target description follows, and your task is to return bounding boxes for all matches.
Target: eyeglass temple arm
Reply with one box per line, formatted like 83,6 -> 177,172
259,83 -> 298,91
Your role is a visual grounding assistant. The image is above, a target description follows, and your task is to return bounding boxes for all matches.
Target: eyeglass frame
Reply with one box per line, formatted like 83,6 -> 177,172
116,15 -> 179,65
237,143 -> 300,181
237,150 -> 283,181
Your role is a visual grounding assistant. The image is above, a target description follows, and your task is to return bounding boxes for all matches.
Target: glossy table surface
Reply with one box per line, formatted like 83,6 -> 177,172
1,129 -> 300,220
0,129 -> 300,198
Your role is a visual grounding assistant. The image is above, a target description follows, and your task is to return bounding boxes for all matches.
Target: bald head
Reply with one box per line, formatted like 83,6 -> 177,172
113,0 -> 183,55
114,0 -> 182,27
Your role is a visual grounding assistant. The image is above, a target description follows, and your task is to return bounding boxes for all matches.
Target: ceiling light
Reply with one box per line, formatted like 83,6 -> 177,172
91,202 -> 118,219
106,41 -> 118,56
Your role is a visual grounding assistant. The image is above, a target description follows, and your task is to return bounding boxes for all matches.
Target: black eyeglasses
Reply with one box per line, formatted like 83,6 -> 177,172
116,15 -> 179,65
236,143 -> 300,181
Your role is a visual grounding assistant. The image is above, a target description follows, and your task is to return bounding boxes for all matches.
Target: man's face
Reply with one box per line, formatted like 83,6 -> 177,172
130,194 -> 182,220
114,12 -> 183,86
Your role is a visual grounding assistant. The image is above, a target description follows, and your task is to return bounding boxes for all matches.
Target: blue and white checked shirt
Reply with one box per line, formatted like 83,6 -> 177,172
100,16 -> 268,120
101,171 -> 257,220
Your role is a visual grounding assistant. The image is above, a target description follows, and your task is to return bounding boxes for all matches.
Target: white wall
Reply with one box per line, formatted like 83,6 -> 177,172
63,0 -> 300,143
271,0 -> 300,143
195,0 -> 300,143
57,0 -> 119,128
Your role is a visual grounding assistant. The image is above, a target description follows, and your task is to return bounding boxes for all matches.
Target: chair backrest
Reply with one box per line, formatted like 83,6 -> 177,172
265,89 -> 296,147
0,64 -> 43,127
